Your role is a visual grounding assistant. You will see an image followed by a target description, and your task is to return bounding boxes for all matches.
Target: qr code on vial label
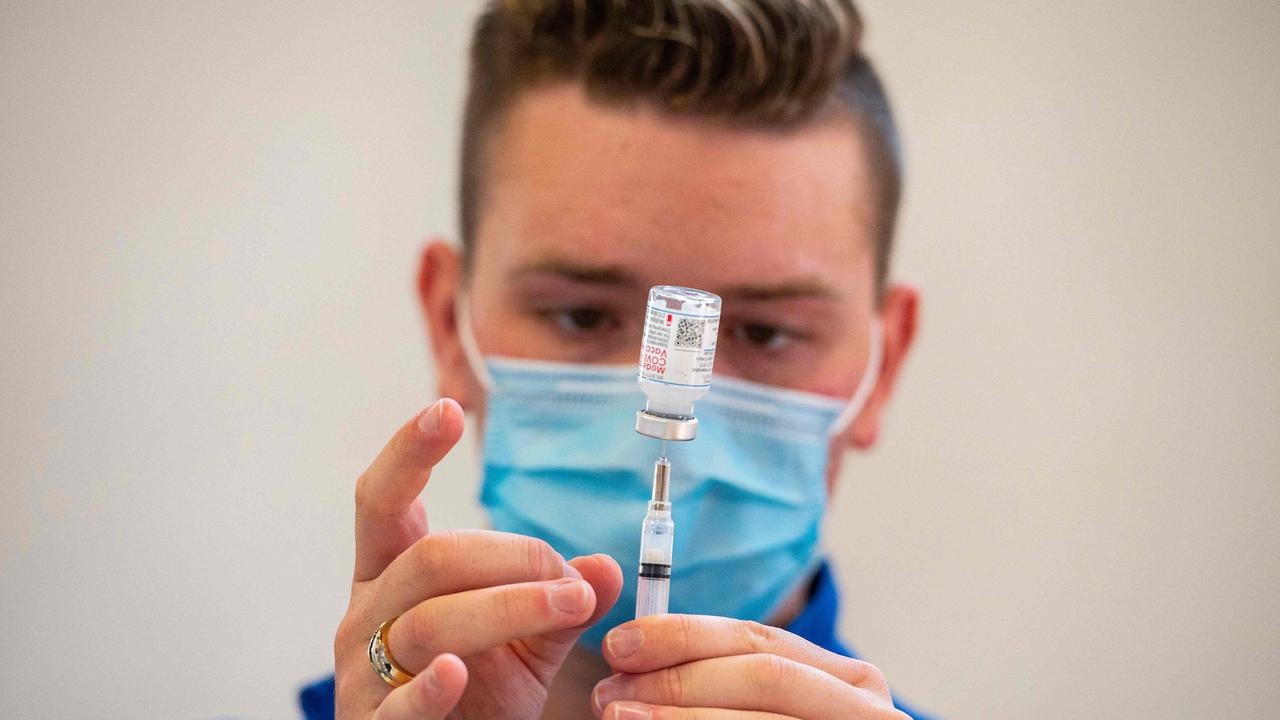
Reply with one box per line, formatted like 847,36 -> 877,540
674,318 -> 704,349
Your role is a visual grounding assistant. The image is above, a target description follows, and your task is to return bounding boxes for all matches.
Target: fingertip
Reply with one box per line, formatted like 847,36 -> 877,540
603,624 -> 643,667
567,555 -> 623,629
431,652 -> 468,686
570,554 -> 623,592
549,577 -> 596,618
406,400 -> 464,468
417,400 -> 442,433
439,397 -> 464,424
592,552 -> 622,573
420,397 -> 464,438
571,553 -> 622,581
567,553 -> 595,570
606,701 -> 652,720
419,652 -> 467,703
593,554 -> 625,596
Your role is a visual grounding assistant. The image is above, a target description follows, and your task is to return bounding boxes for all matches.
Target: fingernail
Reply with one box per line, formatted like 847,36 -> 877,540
610,701 -> 650,720
418,400 -> 445,433
549,578 -> 589,613
592,676 -> 633,713
562,562 -> 583,580
605,627 -> 642,660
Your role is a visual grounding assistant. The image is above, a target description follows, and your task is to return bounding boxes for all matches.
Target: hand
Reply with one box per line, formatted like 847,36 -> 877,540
334,399 -> 624,720
593,614 -> 908,720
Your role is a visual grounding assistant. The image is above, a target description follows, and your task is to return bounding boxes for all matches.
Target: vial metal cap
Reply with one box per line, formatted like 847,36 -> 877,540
635,410 -> 698,441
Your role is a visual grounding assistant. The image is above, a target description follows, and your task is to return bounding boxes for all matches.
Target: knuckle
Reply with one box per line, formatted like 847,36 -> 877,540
738,619 -> 776,654
334,615 -> 358,650
523,535 -> 561,578
851,658 -> 888,688
494,583 -> 525,625
413,529 -> 463,576
334,600 -> 374,651
661,663 -> 690,704
353,471 -> 374,510
748,652 -> 798,689
672,613 -> 700,650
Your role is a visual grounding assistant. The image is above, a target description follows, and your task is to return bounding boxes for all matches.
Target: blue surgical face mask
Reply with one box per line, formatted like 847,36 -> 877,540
458,300 -> 882,651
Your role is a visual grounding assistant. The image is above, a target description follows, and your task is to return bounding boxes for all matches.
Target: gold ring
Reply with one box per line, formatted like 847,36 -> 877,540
368,617 -> 416,688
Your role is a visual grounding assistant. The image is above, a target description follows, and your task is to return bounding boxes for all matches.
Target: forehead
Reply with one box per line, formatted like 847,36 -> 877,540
474,84 -> 877,298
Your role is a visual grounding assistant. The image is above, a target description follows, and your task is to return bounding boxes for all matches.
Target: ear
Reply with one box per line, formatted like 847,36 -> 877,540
849,283 -> 920,449
417,239 -> 481,409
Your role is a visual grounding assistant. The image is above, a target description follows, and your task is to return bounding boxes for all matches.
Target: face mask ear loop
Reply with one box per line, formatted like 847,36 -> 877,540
828,318 -> 884,438
455,292 -> 497,393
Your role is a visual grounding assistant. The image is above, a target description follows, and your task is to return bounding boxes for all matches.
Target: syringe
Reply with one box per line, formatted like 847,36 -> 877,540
635,452 -> 674,617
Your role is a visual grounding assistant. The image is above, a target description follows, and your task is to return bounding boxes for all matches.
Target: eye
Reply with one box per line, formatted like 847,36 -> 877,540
732,322 -> 795,352
551,307 -> 611,334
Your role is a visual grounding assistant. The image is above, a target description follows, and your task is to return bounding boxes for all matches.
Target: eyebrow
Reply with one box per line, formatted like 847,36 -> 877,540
509,259 -> 838,300
510,258 -> 643,287
720,278 -> 839,302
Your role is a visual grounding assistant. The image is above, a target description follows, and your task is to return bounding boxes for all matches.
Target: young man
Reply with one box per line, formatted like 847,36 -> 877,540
306,1 -> 928,718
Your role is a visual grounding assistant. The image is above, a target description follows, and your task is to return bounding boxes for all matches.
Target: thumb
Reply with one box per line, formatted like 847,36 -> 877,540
515,553 -> 624,683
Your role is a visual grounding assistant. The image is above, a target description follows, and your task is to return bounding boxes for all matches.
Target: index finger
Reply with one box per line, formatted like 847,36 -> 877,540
602,614 -> 888,691
354,398 -> 465,582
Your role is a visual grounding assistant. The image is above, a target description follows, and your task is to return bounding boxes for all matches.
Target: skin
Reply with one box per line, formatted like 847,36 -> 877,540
335,84 -> 919,720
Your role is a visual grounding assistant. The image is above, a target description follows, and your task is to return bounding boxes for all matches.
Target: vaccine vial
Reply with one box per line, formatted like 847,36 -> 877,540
635,286 -> 721,441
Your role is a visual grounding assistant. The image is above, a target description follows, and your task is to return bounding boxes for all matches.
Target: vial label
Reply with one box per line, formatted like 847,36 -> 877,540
639,305 -> 719,387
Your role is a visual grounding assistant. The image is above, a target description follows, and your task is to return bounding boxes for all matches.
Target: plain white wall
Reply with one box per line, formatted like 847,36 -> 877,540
1,2 -> 1277,718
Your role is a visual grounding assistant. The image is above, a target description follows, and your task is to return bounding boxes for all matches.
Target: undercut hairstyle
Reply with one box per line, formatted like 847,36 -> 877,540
460,0 -> 903,290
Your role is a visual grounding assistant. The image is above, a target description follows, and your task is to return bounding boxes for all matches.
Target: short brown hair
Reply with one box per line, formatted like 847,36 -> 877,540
460,0 -> 902,289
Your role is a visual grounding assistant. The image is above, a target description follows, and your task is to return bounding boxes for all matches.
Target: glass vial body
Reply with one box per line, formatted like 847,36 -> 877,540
637,286 -> 722,418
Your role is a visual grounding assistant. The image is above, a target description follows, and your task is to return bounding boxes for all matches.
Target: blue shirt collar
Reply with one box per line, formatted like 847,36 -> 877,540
783,559 -> 848,655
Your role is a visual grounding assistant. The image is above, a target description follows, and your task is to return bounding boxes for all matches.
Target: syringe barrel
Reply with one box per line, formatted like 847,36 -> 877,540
636,575 -> 670,618
636,507 -> 674,617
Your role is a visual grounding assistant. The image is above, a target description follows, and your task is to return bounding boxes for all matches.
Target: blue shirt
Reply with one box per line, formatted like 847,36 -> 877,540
299,562 -> 936,719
